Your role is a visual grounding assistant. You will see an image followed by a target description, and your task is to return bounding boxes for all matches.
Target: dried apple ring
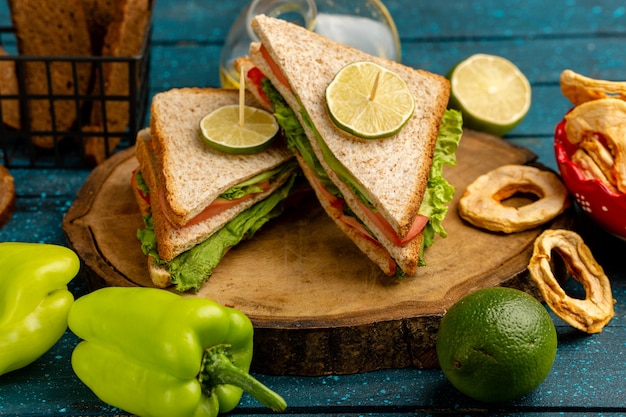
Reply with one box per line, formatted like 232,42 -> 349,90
458,164 -> 569,233
528,229 -> 615,334
560,69 -> 626,106
564,98 -> 626,193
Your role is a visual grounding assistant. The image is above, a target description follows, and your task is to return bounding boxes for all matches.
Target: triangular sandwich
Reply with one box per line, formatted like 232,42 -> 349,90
132,87 -> 298,290
245,15 -> 463,277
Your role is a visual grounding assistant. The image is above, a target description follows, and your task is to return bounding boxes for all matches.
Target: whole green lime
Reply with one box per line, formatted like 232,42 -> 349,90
436,287 -> 557,403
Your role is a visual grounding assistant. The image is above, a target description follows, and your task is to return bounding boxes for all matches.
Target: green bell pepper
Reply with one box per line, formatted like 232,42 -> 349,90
68,287 -> 287,417
0,242 -> 79,376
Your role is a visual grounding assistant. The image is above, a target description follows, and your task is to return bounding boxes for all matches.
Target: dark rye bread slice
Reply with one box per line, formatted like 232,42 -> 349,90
86,0 -> 152,164
148,87 -> 295,228
0,47 -> 20,129
0,164 -> 15,229
79,0 -> 119,55
8,0 -> 93,148
249,15 -> 450,275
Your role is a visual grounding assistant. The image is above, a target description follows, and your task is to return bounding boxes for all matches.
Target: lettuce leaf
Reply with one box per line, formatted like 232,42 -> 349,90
167,171 -> 297,291
418,109 -> 463,264
221,164 -> 289,200
137,214 -> 158,259
263,78 -> 341,197
134,170 -> 150,196
136,163 -> 298,291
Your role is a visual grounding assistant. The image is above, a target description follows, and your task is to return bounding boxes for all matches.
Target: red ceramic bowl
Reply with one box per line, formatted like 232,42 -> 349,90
554,117 -> 626,240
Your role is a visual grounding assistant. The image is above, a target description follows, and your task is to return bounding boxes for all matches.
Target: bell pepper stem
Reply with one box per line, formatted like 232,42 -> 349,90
200,345 -> 287,412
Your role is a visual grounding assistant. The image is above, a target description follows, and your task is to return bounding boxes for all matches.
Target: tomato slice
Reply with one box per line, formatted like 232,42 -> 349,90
159,180 -> 272,227
260,44 -> 291,89
306,163 -> 382,243
301,153 -> 400,273
246,67 -> 271,105
184,196 -> 255,226
354,196 -> 428,247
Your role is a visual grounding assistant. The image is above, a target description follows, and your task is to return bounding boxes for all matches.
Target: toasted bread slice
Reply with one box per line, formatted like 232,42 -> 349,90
86,0 -> 153,164
79,0 -> 121,55
148,87 -> 294,228
0,164 -> 15,229
250,15 -> 449,243
135,127 -> 295,261
8,0 -> 93,148
0,47 -> 20,129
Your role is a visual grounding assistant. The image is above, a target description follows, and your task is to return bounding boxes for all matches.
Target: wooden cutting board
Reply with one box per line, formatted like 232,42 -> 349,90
63,129 -> 572,376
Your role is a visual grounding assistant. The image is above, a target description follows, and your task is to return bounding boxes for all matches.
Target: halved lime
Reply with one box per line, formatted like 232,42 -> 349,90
325,61 -> 415,139
199,104 -> 279,155
448,54 -> 531,137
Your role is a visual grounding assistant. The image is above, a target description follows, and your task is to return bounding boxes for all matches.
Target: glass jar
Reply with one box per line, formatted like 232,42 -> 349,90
219,0 -> 401,88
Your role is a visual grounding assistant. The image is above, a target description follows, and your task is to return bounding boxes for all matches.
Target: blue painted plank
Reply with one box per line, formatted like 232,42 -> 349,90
149,44 -> 223,89
386,0 -> 626,38
148,38 -> 626,90
122,0 -> 626,43
2,320 -> 625,415
401,36 -> 626,83
0,170 -> 89,244
145,37 -> 622,124
1,0 -> 625,42
151,0 -> 247,43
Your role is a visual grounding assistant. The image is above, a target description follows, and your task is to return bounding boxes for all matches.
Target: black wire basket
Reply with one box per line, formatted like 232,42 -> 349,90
0,24 -> 151,169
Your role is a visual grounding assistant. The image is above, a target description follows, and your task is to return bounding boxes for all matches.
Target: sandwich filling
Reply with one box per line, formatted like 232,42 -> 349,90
134,160 -> 299,291
253,60 -> 462,277
161,168 -> 276,227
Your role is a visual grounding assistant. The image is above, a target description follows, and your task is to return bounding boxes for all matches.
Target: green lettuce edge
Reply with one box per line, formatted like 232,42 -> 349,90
262,78 -> 463,273
136,161 -> 298,291
417,109 -> 463,264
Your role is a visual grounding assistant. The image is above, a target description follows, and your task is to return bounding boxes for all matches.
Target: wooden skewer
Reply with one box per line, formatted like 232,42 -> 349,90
369,70 -> 381,101
239,66 -> 245,127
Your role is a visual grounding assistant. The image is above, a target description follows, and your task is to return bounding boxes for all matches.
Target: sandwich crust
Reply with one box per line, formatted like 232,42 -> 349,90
295,153 -> 396,275
149,87 -> 294,227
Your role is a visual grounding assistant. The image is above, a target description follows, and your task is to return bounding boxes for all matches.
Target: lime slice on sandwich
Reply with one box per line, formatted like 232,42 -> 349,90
325,61 -> 415,139
200,104 -> 279,155
448,53 -> 531,137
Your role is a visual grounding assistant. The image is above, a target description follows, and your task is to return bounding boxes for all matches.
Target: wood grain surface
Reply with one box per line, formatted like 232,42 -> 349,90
63,129 -> 572,375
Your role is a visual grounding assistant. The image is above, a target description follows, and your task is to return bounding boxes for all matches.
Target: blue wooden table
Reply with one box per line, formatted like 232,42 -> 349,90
1,0 -> 626,415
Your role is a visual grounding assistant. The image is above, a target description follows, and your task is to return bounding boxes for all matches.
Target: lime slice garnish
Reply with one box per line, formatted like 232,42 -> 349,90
325,61 -> 415,139
199,104 -> 279,155
448,53 -> 531,137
